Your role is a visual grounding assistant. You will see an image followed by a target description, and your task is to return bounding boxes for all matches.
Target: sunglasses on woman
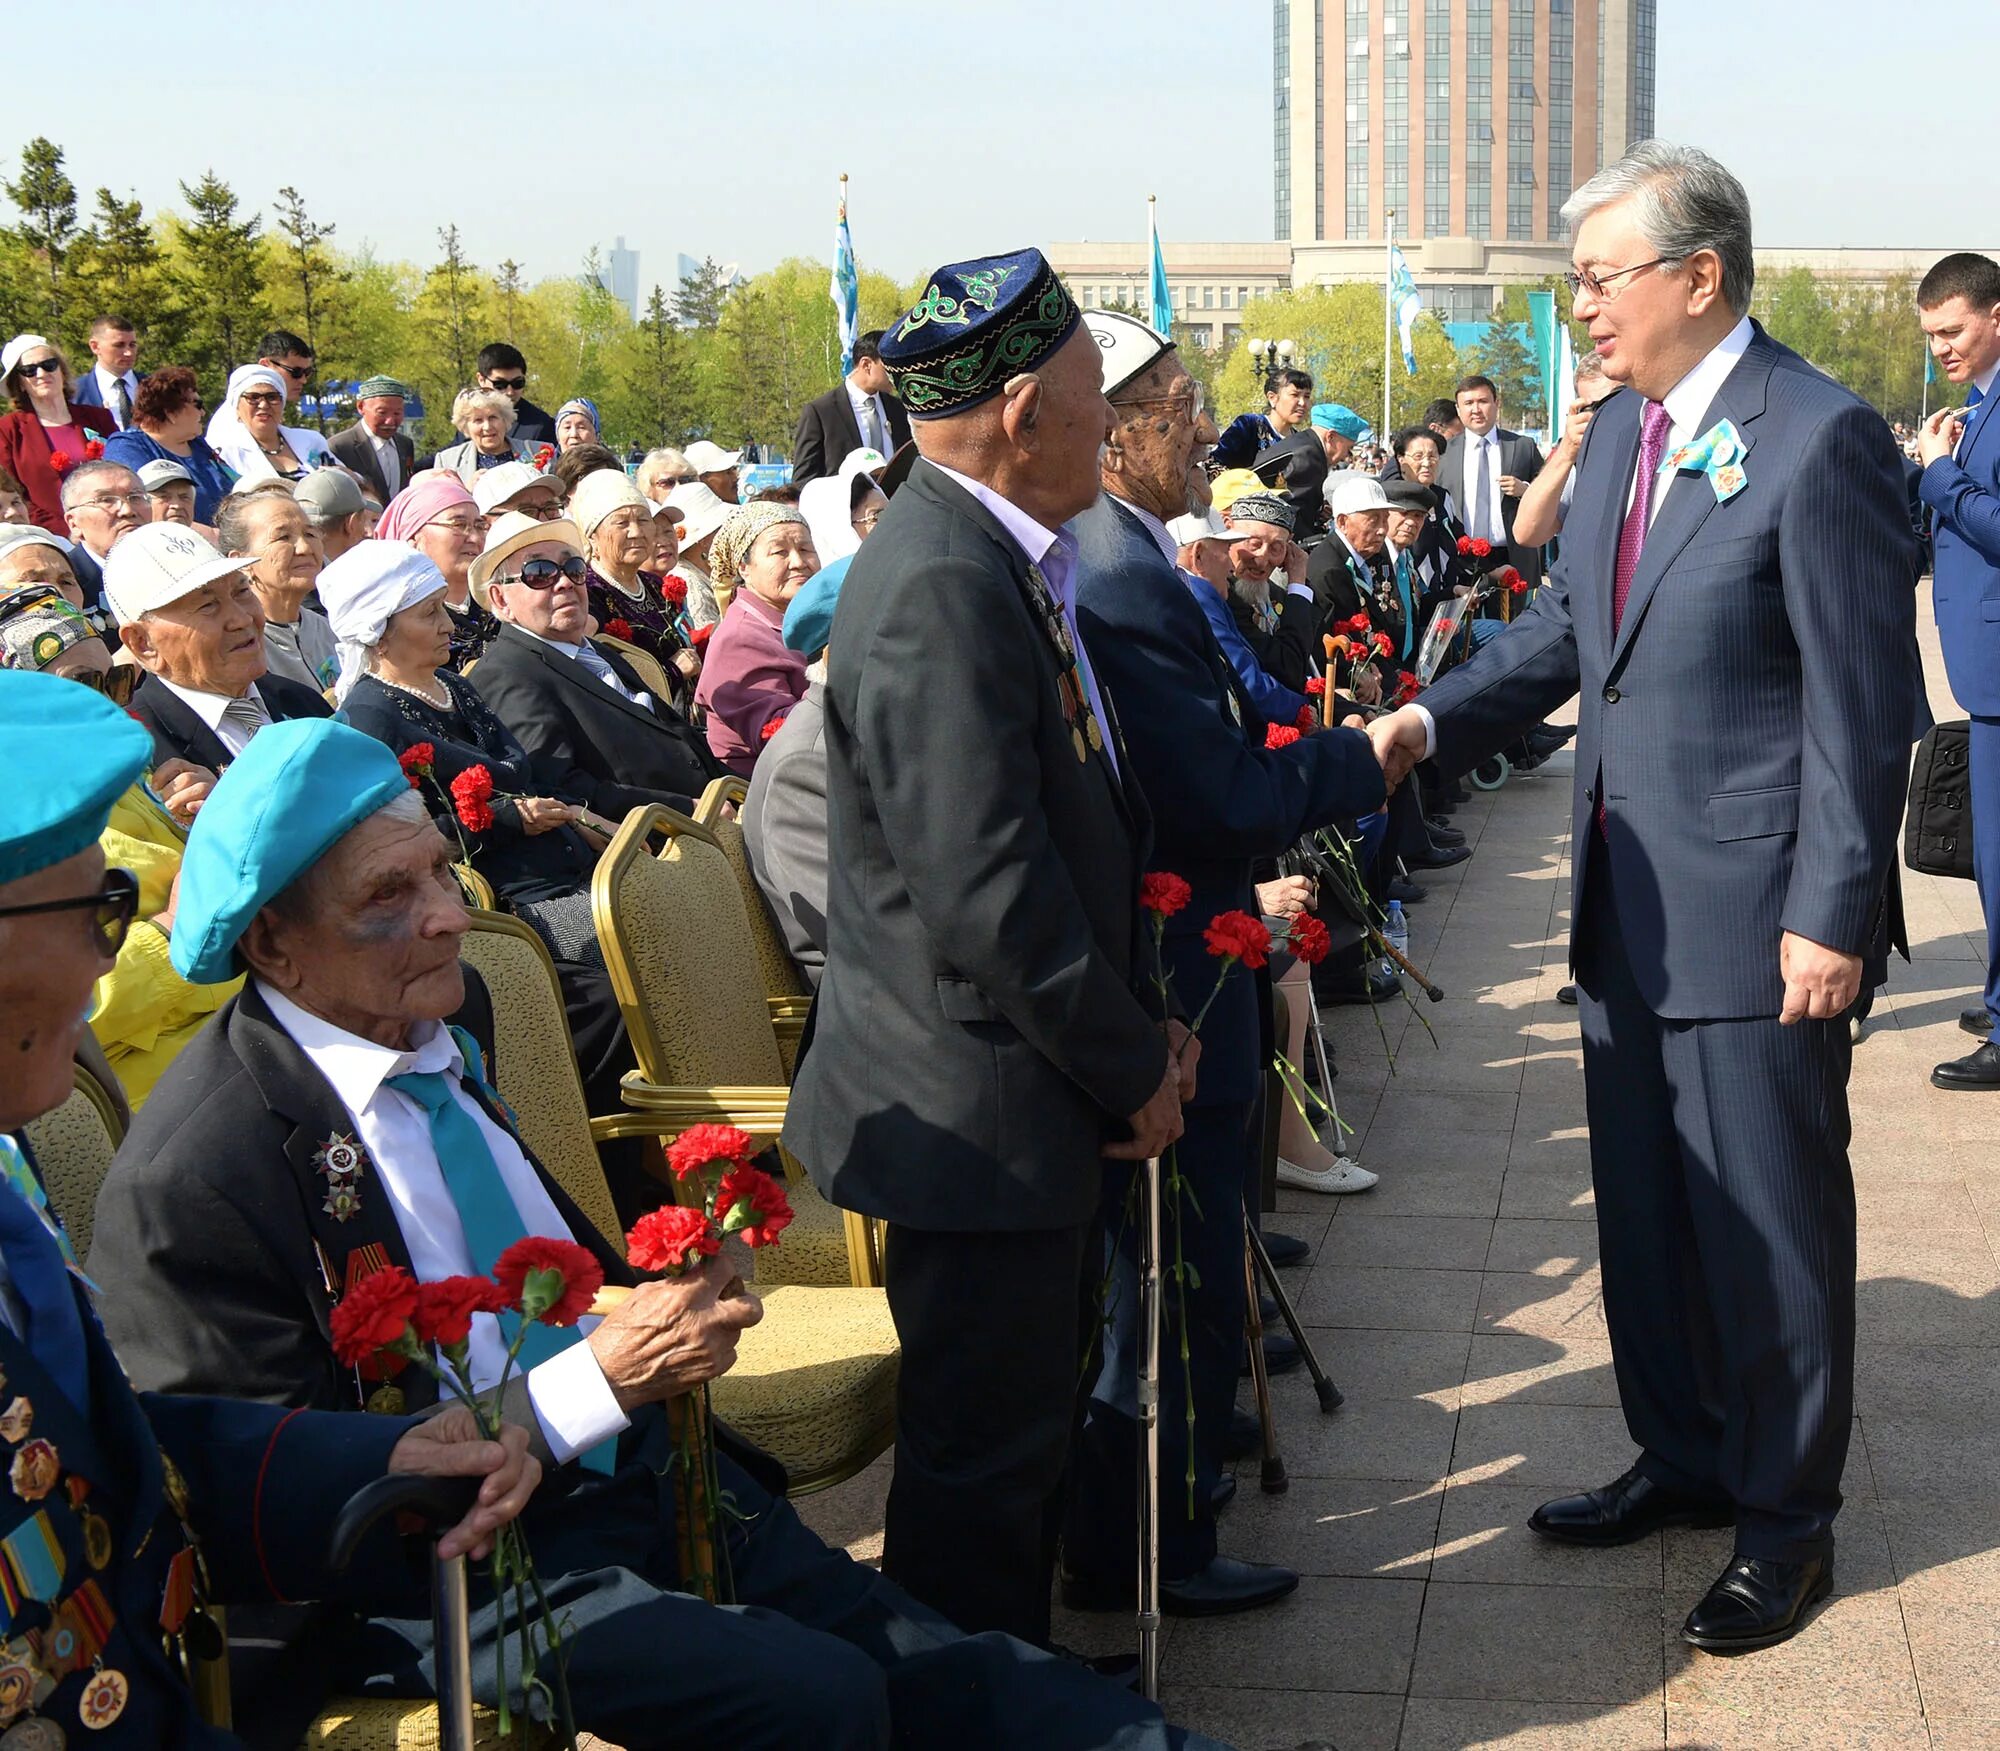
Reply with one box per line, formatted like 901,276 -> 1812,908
504,555 -> 589,590
68,665 -> 140,707
0,866 -> 140,957
16,358 -> 62,378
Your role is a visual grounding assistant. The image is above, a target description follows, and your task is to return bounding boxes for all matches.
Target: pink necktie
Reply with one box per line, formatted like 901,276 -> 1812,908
1612,400 -> 1673,633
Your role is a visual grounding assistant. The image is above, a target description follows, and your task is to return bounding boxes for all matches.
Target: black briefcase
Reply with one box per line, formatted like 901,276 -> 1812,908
1904,720 -> 1975,881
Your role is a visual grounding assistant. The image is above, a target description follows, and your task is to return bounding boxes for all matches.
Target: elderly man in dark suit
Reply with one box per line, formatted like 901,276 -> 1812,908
1062,312 -> 1386,1617
1439,371 -> 1547,588
785,250 -> 1190,1650
328,375 -> 416,505
790,331 -> 912,485
1370,143 -> 1919,1651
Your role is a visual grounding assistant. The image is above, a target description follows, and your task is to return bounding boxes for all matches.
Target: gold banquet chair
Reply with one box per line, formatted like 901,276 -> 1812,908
25,1059 -> 124,1261
693,776 -> 813,1076
595,632 -> 677,708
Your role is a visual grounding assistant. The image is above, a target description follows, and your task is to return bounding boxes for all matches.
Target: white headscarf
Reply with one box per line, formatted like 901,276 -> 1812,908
567,468 -> 651,543
315,542 -> 448,702
798,476 -> 860,566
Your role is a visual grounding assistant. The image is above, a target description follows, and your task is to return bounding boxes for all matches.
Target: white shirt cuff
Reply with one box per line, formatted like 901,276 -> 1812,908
524,1329 -> 631,1463
1409,702 -> 1438,761
1286,583 -> 1315,602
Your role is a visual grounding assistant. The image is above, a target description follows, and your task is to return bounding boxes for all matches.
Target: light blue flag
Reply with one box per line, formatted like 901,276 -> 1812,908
830,180 -> 860,374
1149,202 -> 1173,338
1388,244 -> 1422,375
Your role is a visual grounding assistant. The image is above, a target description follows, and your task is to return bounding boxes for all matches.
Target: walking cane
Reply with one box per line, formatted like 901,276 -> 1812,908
331,1473 -> 482,1751
1241,1223 -> 1287,1494
1136,1151 -> 1162,1703
1247,1223 -> 1344,1414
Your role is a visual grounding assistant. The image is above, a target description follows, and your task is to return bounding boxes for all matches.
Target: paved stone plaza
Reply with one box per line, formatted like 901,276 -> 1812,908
800,601 -> 1998,1750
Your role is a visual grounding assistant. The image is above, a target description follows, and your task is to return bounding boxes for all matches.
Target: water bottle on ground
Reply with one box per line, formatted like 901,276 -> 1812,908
1382,900 -> 1409,984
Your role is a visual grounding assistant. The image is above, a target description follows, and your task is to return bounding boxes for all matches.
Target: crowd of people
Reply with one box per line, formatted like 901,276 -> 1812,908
0,133 -> 1995,1749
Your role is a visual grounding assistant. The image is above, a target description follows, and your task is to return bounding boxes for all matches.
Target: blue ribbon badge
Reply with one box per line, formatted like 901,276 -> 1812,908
1660,417 -> 1748,504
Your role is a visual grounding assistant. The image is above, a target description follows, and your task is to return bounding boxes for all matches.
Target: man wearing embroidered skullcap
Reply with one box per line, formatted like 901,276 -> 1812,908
784,248 -> 1191,1654
329,376 -> 415,507
1064,311 -> 1384,1619
90,718 -> 1226,1747
0,672 -> 538,1748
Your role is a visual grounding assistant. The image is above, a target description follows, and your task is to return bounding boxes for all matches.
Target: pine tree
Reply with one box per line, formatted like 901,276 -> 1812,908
4,138 -> 78,331
69,188 -> 174,349
172,172 -> 269,394
273,187 -> 345,424
628,285 -> 694,445
673,257 -> 729,330
421,225 -> 481,388
495,259 -> 525,342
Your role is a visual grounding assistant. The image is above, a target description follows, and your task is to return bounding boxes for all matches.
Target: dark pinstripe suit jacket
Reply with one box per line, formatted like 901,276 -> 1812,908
1420,322 -> 1920,1020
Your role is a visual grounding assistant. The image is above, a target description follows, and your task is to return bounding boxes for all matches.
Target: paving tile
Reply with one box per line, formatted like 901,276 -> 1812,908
1433,1481 -> 1662,1589
1461,1335 -> 1622,1407
1662,1589 -> 1922,1718
1858,1413 -> 2000,1501
1269,1385 -> 1461,1483
1447,1403 -> 1638,1490
1476,1269 -> 1611,1341
1660,1493 -> 1896,1600
1497,1166 -> 1599,1221
1399,1698 -> 1667,1749
1163,1575 -> 1425,1693
1156,1687 -> 1404,1751
1903,1591 -> 2000,1719
1484,1218 -> 1603,1276
1322,1214 -> 1498,1272
1879,1493 -> 2000,1600
1852,1342 -> 2000,1426
1284,1326 -> 1471,1406
1927,1717 -> 2000,1751
1296,1263 -> 1484,1332
1345,1165 -> 1507,1219
1221,1474 -> 1442,1579
1409,1580 -> 1663,1704
1664,1705 -> 1931,1748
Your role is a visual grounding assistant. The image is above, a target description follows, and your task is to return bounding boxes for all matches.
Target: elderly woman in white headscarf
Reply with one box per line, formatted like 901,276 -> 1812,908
211,365 -> 334,485
693,499 -> 818,776
570,467 -> 694,691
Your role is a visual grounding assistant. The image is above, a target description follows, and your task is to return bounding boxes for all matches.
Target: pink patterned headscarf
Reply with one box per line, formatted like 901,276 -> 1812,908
374,473 -> 477,545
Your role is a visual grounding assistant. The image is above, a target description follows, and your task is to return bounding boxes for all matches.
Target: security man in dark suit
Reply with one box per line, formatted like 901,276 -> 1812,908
785,251 -> 1189,1650
1062,313 -> 1385,1616
790,331 -> 913,486
0,672 -> 538,1749
1439,372 -> 1547,589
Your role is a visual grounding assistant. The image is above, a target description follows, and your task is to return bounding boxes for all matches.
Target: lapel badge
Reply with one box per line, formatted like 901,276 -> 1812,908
0,1403 -> 29,1448
7,1445 -> 57,1506
313,1133 -> 368,1224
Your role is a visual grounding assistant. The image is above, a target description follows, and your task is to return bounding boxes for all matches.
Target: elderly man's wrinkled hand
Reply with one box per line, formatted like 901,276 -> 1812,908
588,1255 -> 764,1410
154,759 -> 217,826
1367,708 -> 1428,791
387,1407 -> 540,1562
1106,1059 -> 1183,1162
1778,931 -> 1863,1026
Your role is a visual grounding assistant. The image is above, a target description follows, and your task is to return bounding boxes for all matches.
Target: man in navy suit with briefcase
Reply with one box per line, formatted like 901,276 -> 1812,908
1369,144 -> 1919,1653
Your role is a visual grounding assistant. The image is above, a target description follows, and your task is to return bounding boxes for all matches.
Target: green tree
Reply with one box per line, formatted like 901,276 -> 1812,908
5,138 -> 78,331
170,172 -> 268,394
624,285 -> 696,447
272,187 -> 346,427
495,259 -> 525,343
68,188 -> 175,348
674,257 -> 730,330
410,225 -> 486,441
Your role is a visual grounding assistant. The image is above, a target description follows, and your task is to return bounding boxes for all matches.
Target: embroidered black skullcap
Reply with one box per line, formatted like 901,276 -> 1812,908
1224,492 -> 1296,533
878,248 -> 1082,420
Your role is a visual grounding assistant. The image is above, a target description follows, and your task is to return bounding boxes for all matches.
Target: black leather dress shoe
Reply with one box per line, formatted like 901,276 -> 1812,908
1428,823 -> 1468,847
1959,1006 -> 1993,1038
1682,1553 -> 1832,1652
1243,1330 -> 1303,1377
1386,875 -> 1428,904
1048,1643 -> 1142,1689
1223,1405 -> 1261,1460
1408,842 -> 1472,870
1210,1473 -> 1238,1512
1261,1231 -> 1310,1267
1556,984 -> 1579,1006
1528,1467 -> 1734,1547
1062,1556 -> 1299,1619
1932,1041 -> 2000,1090
1318,965 -> 1401,1006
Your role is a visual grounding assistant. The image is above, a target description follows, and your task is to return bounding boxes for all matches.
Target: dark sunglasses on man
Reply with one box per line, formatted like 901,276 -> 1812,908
485,374 -> 528,392
68,666 -> 141,708
503,555 -> 588,590
0,866 -> 140,957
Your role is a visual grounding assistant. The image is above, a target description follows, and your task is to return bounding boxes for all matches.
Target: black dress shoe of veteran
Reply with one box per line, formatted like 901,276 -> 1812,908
1528,1467 -> 1734,1547
1960,1006 -> 1993,1038
1065,1558 -> 1300,1619
1428,823 -> 1468,847
1932,1040 -> 2000,1090
1243,1329 -> 1304,1377
1261,1230 -> 1310,1267
1048,1643 -> 1141,1690
1223,1406 -> 1262,1459
1408,841 -> 1472,870
1210,1472 -> 1238,1513
1682,1553 -> 1833,1652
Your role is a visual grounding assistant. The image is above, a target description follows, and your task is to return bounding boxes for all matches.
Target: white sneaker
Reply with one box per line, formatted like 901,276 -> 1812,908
1276,1155 -> 1378,1195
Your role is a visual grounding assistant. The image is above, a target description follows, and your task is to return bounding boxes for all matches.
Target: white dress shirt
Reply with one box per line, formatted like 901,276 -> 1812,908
523,630 -> 653,711
158,679 -> 274,756
1460,429 -> 1506,543
92,364 -> 140,429
846,379 -> 889,455
1411,314 -> 1756,758
370,431 -> 403,498
259,984 -> 628,1463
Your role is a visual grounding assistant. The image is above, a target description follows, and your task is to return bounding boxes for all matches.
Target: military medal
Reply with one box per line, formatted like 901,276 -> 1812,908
0,1717 -> 64,1749
313,1132 -> 368,1223
75,1520 -> 107,1579
0,1403 -> 29,1446
1022,564 -> 1106,768
75,1667 -> 126,1730
7,1446 -> 56,1506
0,1644 -> 52,1725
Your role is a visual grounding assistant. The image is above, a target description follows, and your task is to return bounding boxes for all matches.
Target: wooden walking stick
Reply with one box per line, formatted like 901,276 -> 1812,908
1136,1152 -> 1163,1700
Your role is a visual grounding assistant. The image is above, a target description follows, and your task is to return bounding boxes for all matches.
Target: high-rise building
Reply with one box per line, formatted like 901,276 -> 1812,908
606,236 -> 640,319
1274,0 -> 1657,254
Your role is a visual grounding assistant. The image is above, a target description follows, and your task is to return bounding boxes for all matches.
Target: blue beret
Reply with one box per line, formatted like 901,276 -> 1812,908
782,554 -> 851,656
879,248 -> 1081,420
0,672 -> 149,887
172,718 -> 414,984
1310,403 -> 1370,440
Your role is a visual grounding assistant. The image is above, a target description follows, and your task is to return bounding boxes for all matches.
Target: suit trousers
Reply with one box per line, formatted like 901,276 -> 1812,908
1064,1102 -> 1254,1584
1575,859 -> 1856,1561
881,1219 -> 1093,1647
1971,715 -> 2000,1029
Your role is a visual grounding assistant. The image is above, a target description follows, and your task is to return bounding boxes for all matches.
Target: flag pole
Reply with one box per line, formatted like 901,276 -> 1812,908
1383,210 -> 1397,440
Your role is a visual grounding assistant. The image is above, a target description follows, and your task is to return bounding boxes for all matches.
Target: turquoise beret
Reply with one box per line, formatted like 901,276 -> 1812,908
0,672 -> 149,887
171,718 -> 414,984
781,553 -> 850,656
1310,403 -> 1370,440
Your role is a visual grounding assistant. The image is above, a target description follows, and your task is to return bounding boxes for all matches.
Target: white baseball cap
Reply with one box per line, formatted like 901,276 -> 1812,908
1327,474 -> 1392,517
102,523 -> 251,622
1166,507 -> 1230,546
838,446 -> 889,481
472,459 -> 554,517
659,478 -> 733,548
1082,309 -> 1175,398
136,458 -> 196,493
684,440 -> 743,475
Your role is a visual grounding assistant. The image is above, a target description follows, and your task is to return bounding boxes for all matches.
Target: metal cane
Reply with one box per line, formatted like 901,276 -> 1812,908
1241,1223 -> 1287,1494
330,1473 -> 482,1751
1247,1224 -> 1344,1414
1135,1151 -> 1162,1703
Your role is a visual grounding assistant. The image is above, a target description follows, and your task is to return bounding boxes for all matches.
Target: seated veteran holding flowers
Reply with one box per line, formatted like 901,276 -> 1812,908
87,716 -> 1216,1751
0,674 -> 537,1751
693,500 -> 817,776
570,466 -> 696,699
0,586 -> 239,1104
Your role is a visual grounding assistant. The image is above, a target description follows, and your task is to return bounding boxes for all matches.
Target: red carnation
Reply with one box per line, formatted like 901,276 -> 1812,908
1371,632 -> 1393,657
1287,914 -> 1333,965
1436,618 -> 1456,637
330,1267 -> 421,1367
627,1204 -> 721,1274
1203,909 -> 1272,970
603,617 -> 634,642
535,445 -> 555,469
664,1122 -> 757,1181
450,763 -> 496,832
1394,669 -> 1420,705
1294,705 -> 1320,732
1455,535 -> 1473,556
412,1274 -> 509,1349
1139,871 -> 1192,919
1506,568 -> 1528,595
760,714 -> 788,743
1265,723 -> 1301,749
49,450 -> 76,476
1304,676 -> 1326,698
494,1236 -> 603,1327
660,574 -> 689,606
715,1165 -> 794,1249
398,742 -> 436,788
83,439 -> 105,461
1344,613 -> 1371,635
1469,537 -> 1493,559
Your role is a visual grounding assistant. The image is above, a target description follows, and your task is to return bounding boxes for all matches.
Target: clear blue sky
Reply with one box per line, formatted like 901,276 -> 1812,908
5,0 -> 1991,295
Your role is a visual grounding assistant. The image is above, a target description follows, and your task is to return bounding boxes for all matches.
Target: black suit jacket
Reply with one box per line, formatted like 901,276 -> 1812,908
1440,425 -> 1548,584
127,669 -> 333,769
327,420 -> 416,503
790,382 -> 910,485
467,623 -> 722,817
782,460 -> 1166,1232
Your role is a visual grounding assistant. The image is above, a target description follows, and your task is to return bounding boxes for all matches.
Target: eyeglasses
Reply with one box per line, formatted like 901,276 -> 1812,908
16,358 -> 63,378
0,867 -> 140,957
67,666 -> 140,707
485,375 -> 527,391
76,491 -> 151,513
1562,259 -> 1669,302
239,392 -> 284,410
851,509 -> 884,531
273,362 -> 312,381
501,555 -> 588,590
429,516 -> 487,538
514,499 -> 564,521
1114,380 -> 1207,421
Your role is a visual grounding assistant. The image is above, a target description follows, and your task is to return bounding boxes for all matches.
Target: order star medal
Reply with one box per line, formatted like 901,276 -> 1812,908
313,1133 -> 368,1224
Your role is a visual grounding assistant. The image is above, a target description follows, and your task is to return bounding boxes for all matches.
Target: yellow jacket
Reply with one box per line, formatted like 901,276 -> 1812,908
91,782 -> 242,1108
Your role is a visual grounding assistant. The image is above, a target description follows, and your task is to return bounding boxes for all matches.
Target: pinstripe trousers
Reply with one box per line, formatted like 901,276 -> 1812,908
1575,860 -> 1857,1563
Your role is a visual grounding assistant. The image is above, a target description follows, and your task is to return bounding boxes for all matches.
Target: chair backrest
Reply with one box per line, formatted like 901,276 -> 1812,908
456,910 -> 624,1252
592,807 -> 788,1090
697,776 -> 809,1004
26,1063 -> 125,1261
452,862 -> 497,910
597,632 -> 676,706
